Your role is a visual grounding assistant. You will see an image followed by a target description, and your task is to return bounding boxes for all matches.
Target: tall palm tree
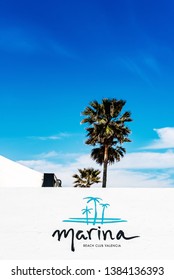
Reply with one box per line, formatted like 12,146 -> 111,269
81,98 -> 132,188
84,196 -> 102,225
100,203 -> 110,224
73,168 -> 101,188
91,144 -> 126,165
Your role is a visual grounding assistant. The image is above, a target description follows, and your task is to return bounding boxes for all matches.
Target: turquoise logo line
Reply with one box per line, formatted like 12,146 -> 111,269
63,196 -> 127,225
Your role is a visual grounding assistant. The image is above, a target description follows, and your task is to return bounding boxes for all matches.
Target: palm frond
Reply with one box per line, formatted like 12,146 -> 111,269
73,168 -> 101,187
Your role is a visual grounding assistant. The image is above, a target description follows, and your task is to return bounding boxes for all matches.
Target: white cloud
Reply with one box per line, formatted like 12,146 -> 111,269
18,150 -> 174,188
18,154 -> 99,188
37,136 -> 61,140
36,151 -> 60,159
115,150 -> 174,169
107,170 -> 173,188
30,132 -> 71,141
13,127 -> 174,188
35,151 -> 83,160
145,127 -> 174,149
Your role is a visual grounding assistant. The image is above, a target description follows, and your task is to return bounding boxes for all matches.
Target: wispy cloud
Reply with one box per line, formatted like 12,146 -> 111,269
36,151 -> 59,159
18,127 -> 174,188
0,25 -> 76,59
35,151 -> 81,160
36,136 -> 61,141
119,53 -> 160,86
18,149 -> 174,188
49,40 -> 78,59
0,27 -> 41,53
144,127 -> 174,149
107,169 -> 173,188
143,55 -> 160,74
30,132 -> 71,141
120,57 -> 152,85
115,150 -> 174,169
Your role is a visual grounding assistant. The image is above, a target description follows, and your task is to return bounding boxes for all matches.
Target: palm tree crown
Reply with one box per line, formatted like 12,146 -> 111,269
91,144 -> 126,165
73,168 -> 101,188
81,98 -> 132,188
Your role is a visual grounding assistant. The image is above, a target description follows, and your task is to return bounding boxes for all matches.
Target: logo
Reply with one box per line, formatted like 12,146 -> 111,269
52,196 -> 140,252
63,196 -> 127,225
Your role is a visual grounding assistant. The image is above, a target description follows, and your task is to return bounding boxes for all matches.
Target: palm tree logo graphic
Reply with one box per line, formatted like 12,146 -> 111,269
63,196 -> 127,225
81,206 -> 93,225
100,203 -> 110,224
84,196 -> 102,225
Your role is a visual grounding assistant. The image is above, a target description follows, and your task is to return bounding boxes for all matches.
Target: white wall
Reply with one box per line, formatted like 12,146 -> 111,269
0,156 -> 43,187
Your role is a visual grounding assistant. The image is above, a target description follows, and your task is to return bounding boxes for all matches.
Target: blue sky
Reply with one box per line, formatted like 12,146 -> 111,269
1,0 -> 174,187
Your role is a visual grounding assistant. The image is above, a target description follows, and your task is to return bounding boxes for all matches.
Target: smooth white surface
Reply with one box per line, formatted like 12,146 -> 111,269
0,188 -> 174,260
0,155 -> 43,187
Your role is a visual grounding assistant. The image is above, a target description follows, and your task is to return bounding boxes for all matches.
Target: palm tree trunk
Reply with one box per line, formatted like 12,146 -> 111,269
93,201 -> 97,225
102,145 -> 108,188
101,208 -> 105,224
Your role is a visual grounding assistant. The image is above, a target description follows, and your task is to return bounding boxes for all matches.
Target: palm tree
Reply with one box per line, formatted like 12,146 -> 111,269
84,196 -> 102,225
81,98 -> 132,188
100,203 -> 110,224
73,168 -> 101,188
81,206 -> 93,225
91,144 -> 126,165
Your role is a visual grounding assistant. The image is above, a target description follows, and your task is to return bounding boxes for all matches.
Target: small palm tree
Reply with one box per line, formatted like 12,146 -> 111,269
73,168 -> 101,188
81,206 -> 93,225
81,98 -> 132,188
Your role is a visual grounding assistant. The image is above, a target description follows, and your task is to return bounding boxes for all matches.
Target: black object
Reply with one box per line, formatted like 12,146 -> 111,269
42,173 -> 62,187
